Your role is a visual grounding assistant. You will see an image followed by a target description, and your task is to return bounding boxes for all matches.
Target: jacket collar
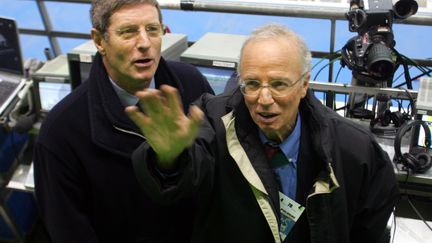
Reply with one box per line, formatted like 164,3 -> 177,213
224,88 -> 281,219
299,89 -> 334,164
222,109 -> 281,243
87,53 -> 183,157
224,88 -> 340,236
226,88 -> 335,182
225,88 -> 334,164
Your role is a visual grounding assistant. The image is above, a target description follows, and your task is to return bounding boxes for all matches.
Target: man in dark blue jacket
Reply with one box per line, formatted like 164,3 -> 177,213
33,0 -> 213,242
127,23 -> 399,243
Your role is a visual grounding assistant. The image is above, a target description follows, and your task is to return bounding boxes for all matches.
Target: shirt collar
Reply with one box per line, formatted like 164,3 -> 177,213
259,112 -> 302,164
109,77 -> 155,107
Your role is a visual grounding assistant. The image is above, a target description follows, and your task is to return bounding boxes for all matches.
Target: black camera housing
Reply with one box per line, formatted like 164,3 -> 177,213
341,0 -> 418,84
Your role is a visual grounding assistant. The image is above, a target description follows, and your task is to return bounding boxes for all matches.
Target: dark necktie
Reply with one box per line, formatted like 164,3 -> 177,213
264,143 -> 297,201
264,144 -> 290,169
264,144 -> 288,191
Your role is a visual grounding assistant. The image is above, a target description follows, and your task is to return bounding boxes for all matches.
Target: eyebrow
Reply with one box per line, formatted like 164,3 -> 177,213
115,22 -> 161,29
241,75 -> 293,81
114,25 -> 137,32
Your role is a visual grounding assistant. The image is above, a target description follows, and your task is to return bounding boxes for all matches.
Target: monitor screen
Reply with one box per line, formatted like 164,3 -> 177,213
416,115 -> 432,149
38,82 -> 71,112
196,66 -> 237,95
0,17 -> 23,75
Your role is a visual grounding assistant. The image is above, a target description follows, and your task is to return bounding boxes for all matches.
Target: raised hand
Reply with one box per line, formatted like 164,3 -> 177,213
125,85 -> 204,169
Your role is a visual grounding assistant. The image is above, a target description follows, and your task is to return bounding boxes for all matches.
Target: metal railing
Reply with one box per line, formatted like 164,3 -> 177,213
22,0 -> 432,56
15,0 -> 431,109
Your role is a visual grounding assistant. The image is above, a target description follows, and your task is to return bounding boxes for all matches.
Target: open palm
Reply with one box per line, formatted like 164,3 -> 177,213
126,85 -> 203,169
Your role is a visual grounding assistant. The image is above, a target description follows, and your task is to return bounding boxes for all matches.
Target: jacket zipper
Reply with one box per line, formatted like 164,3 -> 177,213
113,125 -> 146,140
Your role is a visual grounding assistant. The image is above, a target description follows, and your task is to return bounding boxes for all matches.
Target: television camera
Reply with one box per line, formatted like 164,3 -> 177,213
341,0 -> 418,85
341,0 -> 418,134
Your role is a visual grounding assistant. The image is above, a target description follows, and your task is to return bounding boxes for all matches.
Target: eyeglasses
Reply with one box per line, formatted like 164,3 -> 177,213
114,23 -> 166,39
240,72 -> 307,97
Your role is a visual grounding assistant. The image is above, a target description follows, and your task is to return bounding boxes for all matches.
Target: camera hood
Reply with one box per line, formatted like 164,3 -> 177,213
393,0 -> 418,19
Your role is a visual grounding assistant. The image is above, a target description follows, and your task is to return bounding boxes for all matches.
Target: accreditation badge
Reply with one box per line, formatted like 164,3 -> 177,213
279,192 -> 305,241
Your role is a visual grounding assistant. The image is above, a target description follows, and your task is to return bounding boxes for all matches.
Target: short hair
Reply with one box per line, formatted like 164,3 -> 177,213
90,0 -> 162,39
238,23 -> 312,80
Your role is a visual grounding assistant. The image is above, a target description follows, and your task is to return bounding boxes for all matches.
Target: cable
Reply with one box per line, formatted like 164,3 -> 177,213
392,72 -> 405,85
393,69 -> 432,89
393,52 -> 429,72
334,64 -> 343,83
390,194 -> 404,243
396,51 -> 431,74
391,207 -> 397,243
395,168 -> 432,235
334,95 -> 374,112
311,50 -> 341,71
399,54 -> 413,89
391,57 -> 431,86
391,56 -> 431,89
410,69 -> 432,81
311,56 -> 328,72
407,196 -> 432,231
399,87 -> 415,117
390,172 -> 409,243
313,56 -> 341,81
391,51 -> 431,90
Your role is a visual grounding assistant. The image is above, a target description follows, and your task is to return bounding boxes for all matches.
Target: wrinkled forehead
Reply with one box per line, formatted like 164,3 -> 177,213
239,38 -> 304,76
104,4 -> 160,33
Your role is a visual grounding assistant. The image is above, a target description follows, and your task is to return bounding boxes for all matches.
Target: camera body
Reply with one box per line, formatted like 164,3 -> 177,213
341,0 -> 418,84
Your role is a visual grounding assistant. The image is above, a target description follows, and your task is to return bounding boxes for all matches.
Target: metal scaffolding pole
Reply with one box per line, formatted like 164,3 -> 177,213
37,0 -> 432,25
158,0 -> 432,26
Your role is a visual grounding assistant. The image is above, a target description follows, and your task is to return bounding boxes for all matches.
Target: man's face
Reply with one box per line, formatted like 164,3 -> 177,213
92,4 -> 162,94
240,37 -> 309,142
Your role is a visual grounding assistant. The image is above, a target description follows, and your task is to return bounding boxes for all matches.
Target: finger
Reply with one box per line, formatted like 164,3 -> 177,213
125,106 -> 151,131
125,105 -> 139,114
160,85 -> 184,117
187,105 -> 204,137
136,89 -> 164,117
188,105 -> 204,125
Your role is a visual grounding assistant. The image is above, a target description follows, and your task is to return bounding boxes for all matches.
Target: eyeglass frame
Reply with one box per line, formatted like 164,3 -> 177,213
239,72 -> 308,97
113,23 -> 166,40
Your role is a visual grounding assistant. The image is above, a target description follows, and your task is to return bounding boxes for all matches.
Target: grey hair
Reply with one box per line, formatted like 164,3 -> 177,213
90,0 -> 162,39
237,23 -> 312,81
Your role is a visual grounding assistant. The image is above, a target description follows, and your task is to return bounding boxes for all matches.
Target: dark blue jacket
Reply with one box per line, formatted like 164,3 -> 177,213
33,53 -> 213,243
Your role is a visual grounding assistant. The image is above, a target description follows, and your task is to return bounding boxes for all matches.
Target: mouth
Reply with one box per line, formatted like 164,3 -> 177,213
133,58 -> 154,68
257,112 -> 279,124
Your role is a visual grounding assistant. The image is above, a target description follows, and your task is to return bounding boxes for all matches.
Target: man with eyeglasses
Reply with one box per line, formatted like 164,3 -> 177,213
33,0 -> 213,242
127,24 -> 398,243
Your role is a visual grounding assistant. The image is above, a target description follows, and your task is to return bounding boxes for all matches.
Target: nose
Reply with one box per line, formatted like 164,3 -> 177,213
257,86 -> 274,106
136,29 -> 151,51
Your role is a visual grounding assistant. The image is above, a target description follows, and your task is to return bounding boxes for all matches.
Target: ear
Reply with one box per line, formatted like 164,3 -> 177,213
300,72 -> 310,98
91,28 -> 106,55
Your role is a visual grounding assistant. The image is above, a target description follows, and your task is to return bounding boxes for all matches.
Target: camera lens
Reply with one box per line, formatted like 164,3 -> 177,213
393,0 -> 418,19
367,43 -> 395,81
